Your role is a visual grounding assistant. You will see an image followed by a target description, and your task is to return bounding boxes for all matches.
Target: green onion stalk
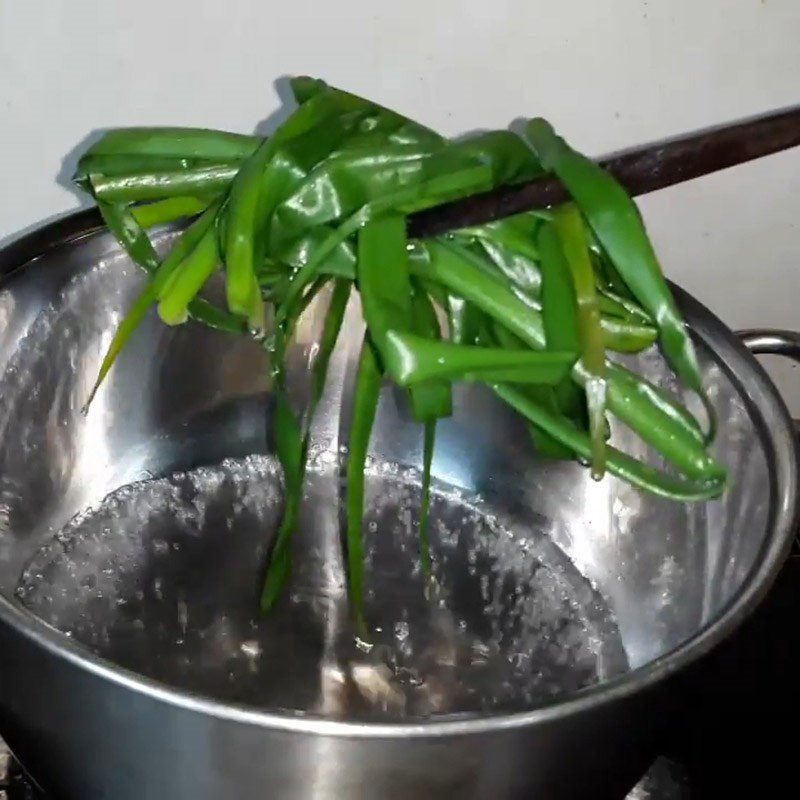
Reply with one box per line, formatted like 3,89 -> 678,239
73,76 -> 726,627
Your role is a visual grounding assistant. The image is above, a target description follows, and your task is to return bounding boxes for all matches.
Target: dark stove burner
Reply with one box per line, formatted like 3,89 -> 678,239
0,742 -> 41,799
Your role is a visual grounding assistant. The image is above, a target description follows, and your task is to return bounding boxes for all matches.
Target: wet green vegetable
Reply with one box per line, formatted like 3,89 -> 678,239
260,278 -> 351,612
552,205 -> 607,479
345,337 -> 382,634
526,118 -> 715,439
74,76 -> 726,626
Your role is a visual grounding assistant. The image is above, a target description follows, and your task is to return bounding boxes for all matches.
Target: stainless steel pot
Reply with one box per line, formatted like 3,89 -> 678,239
0,211 -> 797,800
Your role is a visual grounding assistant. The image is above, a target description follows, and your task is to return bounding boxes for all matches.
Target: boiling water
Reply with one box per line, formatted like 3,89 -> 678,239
16,455 -> 627,719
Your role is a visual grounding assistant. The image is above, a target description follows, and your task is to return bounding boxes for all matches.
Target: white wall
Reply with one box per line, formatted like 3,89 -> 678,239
0,0 -> 797,412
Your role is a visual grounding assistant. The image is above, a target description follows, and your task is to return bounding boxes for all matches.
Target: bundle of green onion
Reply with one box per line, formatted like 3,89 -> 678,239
74,76 -> 726,623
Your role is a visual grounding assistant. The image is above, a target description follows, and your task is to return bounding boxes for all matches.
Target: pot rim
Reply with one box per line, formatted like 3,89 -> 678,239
0,209 -> 797,739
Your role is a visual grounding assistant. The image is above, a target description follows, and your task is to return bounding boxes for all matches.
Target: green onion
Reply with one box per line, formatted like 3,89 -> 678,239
346,337 -> 382,632
73,76 -> 727,623
552,206 -> 607,480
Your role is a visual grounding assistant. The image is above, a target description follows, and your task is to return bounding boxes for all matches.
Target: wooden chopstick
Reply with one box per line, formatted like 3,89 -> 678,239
408,104 -> 800,239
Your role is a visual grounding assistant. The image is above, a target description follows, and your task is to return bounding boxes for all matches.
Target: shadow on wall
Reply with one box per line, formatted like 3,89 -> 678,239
0,75 -> 299,252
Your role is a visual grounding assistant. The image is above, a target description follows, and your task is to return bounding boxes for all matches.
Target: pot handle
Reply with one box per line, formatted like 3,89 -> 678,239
737,329 -> 800,362
738,329 -> 800,432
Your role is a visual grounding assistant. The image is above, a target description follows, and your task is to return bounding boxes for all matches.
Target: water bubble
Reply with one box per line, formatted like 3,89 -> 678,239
354,636 -> 374,654
240,639 -> 262,659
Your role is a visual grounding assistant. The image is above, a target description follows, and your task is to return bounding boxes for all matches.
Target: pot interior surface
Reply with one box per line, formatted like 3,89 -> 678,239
0,226 -> 778,720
